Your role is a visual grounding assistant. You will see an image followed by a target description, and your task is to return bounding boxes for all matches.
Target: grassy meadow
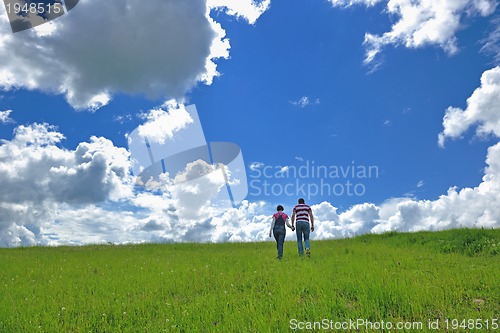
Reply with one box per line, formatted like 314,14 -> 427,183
0,228 -> 498,332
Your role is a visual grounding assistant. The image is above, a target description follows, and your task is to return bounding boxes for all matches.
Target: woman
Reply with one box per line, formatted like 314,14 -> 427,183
269,205 -> 294,259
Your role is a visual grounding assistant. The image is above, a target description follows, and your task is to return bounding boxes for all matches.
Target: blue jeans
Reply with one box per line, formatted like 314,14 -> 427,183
273,227 -> 286,258
295,221 -> 310,255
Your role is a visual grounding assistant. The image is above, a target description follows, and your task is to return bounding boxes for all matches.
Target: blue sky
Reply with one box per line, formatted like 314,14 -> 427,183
0,0 -> 499,246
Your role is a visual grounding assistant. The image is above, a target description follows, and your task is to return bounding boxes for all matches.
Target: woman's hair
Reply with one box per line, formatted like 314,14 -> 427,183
276,205 -> 284,211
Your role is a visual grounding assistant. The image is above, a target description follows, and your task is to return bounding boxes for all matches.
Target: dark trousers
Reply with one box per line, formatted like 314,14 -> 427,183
273,227 -> 286,258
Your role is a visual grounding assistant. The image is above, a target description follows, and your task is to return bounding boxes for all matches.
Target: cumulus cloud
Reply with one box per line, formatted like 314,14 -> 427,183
24,147 -> 270,246
49,193 -> 270,246
0,0 -> 272,110
208,0 -> 271,25
0,103 -> 258,246
311,166 -> 499,238
121,199 -> 270,244
438,66 -> 500,147
0,123 -> 134,246
209,200 -> 270,242
0,110 -> 14,124
371,157 -> 500,232
2,75 -> 499,246
45,205 -> 141,246
0,222 -> 38,248
314,202 -> 379,239
137,100 -> 194,145
2,112 -> 498,247
170,160 -> 228,220
331,0 -> 497,65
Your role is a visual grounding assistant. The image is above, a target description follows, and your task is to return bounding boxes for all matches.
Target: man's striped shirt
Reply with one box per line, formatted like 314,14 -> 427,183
293,203 -> 312,222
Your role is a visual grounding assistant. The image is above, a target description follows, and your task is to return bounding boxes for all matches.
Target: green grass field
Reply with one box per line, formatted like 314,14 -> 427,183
0,228 -> 498,332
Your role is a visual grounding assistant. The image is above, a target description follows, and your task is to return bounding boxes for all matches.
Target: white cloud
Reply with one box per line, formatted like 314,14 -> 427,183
278,166 -> 290,174
310,157 -> 499,237
170,160 -> 228,220
58,198 -> 271,245
86,116 -> 500,244
2,116 -> 499,247
312,201 -> 341,224
290,96 -> 320,108
438,66 -> 500,147
209,201 -> 270,242
4,62 -> 500,246
0,123 -> 134,246
310,202 -> 378,239
329,0 -> 382,6
204,13 -> 231,85
208,0 -> 271,25
249,161 -> 264,171
0,116 -> 270,247
331,0 -> 497,65
0,114 -> 259,246
0,222 -> 38,248
0,109 -> 14,124
0,0 -> 270,110
45,205 -> 141,246
339,203 -> 380,234
137,100 -> 194,144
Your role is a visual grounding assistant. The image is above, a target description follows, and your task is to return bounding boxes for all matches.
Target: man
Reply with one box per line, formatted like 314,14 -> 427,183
291,198 -> 314,257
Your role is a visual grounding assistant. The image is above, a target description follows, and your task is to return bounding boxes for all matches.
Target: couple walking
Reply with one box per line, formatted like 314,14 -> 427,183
268,198 -> 314,259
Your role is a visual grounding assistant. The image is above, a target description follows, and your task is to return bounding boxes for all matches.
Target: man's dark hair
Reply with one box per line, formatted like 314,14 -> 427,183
277,205 -> 284,211
298,198 -> 305,204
